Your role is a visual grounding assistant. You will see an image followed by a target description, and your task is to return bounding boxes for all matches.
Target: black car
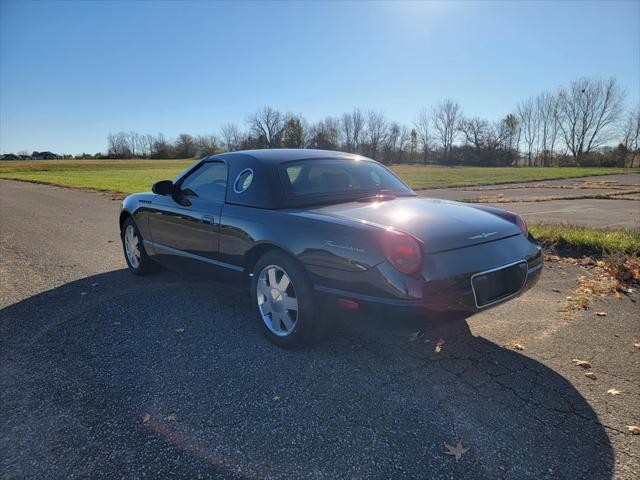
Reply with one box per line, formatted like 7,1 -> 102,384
119,149 -> 542,347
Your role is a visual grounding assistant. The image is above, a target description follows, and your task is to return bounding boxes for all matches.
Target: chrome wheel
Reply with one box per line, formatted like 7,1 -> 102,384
124,224 -> 141,269
257,264 -> 299,336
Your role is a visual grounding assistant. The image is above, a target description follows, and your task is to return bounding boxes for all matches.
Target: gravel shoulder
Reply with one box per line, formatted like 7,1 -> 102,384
1,180 -> 639,479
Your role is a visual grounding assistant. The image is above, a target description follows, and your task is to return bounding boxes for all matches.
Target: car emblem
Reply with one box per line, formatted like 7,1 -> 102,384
325,240 -> 365,253
468,231 -> 498,240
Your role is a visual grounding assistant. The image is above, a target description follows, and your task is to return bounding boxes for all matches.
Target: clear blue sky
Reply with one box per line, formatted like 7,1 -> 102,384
1,0 -> 639,154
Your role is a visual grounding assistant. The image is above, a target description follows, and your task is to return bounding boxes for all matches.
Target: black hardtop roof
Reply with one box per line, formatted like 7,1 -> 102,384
211,148 -> 369,164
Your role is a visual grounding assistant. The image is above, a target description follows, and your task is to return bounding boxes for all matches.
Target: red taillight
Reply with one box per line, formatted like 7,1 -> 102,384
337,298 -> 359,310
506,211 -> 528,236
380,229 -> 423,275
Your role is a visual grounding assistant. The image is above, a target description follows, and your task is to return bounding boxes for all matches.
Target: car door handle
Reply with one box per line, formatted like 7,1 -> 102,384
202,215 -> 217,226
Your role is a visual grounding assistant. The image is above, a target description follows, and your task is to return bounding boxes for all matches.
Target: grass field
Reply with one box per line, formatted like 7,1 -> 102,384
0,159 -> 636,193
529,224 -> 640,256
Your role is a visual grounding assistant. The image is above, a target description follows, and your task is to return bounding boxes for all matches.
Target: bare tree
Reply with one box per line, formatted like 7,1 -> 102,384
517,97 -> 539,166
339,109 -> 365,153
397,126 -> 410,163
502,113 -> 520,156
107,132 -> 131,158
306,117 -> 340,150
409,128 -> 418,162
414,108 -> 431,164
351,108 -> 365,153
195,134 -> 219,157
246,106 -> 284,148
138,134 -> 154,157
459,116 -> 490,155
432,99 -> 461,163
384,122 -> 401,164
556,77 -> 625,162
126,132 -> 140,158
536,92 -> 560,165
220,124 -> 240,152
620,107 -> 640,167
340,112 -> 354,152
282,115 -> 305,148
174,134 -> 197,158
365,110 -> 388,159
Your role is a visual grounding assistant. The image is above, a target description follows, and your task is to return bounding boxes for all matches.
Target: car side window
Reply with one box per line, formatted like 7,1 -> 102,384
179,162 -> 227,203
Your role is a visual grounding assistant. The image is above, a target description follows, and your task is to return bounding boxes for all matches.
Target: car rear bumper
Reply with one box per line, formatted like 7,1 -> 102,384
315,259 -> 541,316
311,234 -> 543,319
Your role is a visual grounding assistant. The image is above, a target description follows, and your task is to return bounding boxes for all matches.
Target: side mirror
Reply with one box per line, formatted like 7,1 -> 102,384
152,180 -> 174,195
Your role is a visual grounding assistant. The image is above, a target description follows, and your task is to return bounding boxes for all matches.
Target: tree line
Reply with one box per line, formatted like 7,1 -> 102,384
101,76 -> 636,167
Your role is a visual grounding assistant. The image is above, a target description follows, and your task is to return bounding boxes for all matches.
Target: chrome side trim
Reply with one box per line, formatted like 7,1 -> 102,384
143,240 -> 243,272
470,259 -> 529,309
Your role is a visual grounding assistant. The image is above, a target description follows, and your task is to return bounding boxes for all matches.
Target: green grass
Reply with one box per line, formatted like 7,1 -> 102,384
390,165 -> 637,189
0,159 -> 637,194
0,159 -> 195,194
529,224 -> 640,256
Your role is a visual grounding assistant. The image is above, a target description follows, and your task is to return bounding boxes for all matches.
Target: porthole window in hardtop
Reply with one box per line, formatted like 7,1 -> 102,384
234,168 -> 254,193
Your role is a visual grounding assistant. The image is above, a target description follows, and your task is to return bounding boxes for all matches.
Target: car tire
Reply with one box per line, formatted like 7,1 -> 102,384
121,217 -> 157,275
251,250 -> 328,348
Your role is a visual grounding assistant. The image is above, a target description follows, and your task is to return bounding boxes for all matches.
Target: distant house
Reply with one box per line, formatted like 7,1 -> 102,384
1,153 -> 19,160
32,151 -> 59,159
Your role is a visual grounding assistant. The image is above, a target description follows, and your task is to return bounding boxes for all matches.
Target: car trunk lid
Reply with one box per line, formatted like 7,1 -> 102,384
309,197 -> 520,253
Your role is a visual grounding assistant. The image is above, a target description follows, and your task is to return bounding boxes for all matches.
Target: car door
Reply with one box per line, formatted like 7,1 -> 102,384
148,161 -> 226,267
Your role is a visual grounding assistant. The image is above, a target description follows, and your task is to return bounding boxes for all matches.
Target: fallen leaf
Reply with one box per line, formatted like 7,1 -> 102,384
444,440 -> 469,461
551,288 -> 561,293
595,312 -> 607,317
509,342 -> 525,351
272,395 -> 282,401
607,388 -> 621,396
435,338 -> 445,353
579,298 -> 590,309
165,414 -> 177,421
634,342 -> 640,349
175,328 -> 185,334
408,330 -> 424,342
571,359 -> 592,369
627,426 -> 640,435
141,413 -> 151,424
565,296 -> 573,300
584,372 -> 597,380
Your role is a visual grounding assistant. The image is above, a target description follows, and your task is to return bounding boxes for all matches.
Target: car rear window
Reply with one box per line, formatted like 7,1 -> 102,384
283,159 -> 412,198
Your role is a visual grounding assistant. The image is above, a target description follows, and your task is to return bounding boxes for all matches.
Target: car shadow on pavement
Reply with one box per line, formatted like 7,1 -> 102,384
1,268 -> 614,480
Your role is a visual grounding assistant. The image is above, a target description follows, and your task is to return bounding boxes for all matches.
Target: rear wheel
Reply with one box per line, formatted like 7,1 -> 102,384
121,217 -> 156,275
251,250 -> 328,348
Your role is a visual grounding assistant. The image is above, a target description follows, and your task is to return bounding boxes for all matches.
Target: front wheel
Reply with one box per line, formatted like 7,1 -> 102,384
251,251 -> 328,348
121,217 -> 156,275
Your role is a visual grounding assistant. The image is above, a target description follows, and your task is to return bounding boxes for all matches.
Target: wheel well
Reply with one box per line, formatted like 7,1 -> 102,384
119,211 -> 132,232
243,244 -> 283,281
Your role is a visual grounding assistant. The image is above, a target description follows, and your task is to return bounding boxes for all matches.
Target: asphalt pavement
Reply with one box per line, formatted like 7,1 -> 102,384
418,173 -> 640,228
1,179 -> 639,479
